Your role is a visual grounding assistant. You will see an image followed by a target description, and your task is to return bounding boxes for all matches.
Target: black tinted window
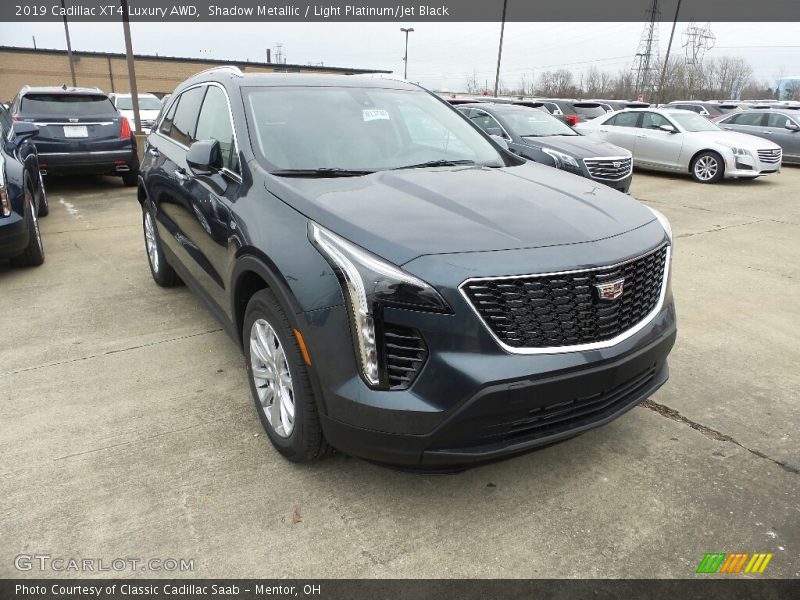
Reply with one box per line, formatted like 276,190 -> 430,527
195,86 -> 239,173
169,86 -> 205,146
0,106 -> 11,136
735,113 -> 764,126
20,93 -> 117,116
767,113 -> 795,128
159,98 -> 178,135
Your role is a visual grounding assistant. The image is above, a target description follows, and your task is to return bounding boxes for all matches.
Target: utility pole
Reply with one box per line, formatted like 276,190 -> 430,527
120,0 -> 142,134
60,0 -> 77,86
632,0 -> 660,100
657,0 -> 682,104
400,28 -> 414,79
493,0 -> 508,97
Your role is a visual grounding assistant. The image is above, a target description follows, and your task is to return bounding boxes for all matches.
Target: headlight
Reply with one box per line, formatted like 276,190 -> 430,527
309,222 -> 450,387
718,144 -> 748,157
541,148 -> 580,171
647,206 -> 672,243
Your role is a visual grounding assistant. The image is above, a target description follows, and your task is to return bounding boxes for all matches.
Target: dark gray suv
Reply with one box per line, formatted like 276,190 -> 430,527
138,68 -> 676,467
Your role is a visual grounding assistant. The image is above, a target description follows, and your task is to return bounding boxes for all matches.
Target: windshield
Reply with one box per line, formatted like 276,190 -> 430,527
116,96 -> 163,111
243,86 -> 505,172
20,94 -> 117,116
670,112 -> 721,132
496,108 -> 578,137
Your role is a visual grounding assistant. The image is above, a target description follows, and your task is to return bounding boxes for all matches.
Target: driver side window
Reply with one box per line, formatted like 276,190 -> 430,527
642,112 -> 671,130
470,111 -> 506,138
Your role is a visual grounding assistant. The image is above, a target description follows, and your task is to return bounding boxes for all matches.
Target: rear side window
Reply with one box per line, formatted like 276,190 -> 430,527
195,86 -> 239,173
20,93 -> 117,116
734,113 -> 764,126
168,86 -> 206,146
607,112 -> 639,127
159,98 -> 179,136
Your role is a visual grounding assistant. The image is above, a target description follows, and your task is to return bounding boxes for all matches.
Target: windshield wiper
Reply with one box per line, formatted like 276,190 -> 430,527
270,168 -> 374,178
393,159 -> 476,170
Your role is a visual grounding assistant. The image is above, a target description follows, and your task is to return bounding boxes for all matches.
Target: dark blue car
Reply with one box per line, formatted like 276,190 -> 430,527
0,103 -> 47,266
11,85 -> 138,186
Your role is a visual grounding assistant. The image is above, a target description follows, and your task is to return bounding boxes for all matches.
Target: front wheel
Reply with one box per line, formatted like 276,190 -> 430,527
36,170 -> 49,217
244,289 -> 330,462
691,151 -> 724,183
142,205 -> 181,287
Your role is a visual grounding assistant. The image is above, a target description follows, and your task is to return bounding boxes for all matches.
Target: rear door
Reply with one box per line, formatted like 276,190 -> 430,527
17,93 -> 124,154
635,112 -> 684,168
597,111 -> 641,150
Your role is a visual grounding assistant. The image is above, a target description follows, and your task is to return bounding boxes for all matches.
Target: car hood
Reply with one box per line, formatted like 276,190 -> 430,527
520,135 -> 630,158
120,109 -> 161,120
692,130 -> 781,149
269,162 -> 656,265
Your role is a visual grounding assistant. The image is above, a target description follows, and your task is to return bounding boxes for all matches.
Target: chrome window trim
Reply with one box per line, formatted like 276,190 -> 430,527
582,155 -> 633,181
458,244 -> 671,355
153,81 -> 243,183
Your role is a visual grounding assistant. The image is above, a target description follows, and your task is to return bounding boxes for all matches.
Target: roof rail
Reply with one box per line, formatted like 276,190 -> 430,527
193,65 -> 244,78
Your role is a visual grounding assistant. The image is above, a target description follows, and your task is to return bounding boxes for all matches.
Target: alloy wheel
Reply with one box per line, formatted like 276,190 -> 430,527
144,211 -> 159,273
694,156 -> 719,181
250,318 -> 295,438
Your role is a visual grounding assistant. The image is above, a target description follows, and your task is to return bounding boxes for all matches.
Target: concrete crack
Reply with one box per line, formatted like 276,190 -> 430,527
641,399 -> 800,475
674,219 -> 764,239
1,329 -> 224,377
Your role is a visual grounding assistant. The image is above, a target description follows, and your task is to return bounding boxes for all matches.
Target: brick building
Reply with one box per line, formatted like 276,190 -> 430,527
0,45 -> 391,101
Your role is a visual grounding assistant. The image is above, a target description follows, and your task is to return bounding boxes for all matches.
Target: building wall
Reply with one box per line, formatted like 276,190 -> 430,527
0,48 -> 373,100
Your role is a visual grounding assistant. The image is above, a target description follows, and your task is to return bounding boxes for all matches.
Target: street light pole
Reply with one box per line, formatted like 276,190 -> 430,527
60,0 -> 77,86
400,27 -> 414,79
493,0 -> 508,97
120,0 -> 142,134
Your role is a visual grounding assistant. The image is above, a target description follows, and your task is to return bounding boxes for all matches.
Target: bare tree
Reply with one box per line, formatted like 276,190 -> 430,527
465,68 -> 481,95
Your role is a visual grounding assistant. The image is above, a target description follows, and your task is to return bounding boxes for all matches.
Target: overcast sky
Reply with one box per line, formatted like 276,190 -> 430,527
2,21 -> 799,91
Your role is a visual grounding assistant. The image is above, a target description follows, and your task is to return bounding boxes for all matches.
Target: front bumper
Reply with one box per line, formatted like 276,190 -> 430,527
723,151 -> 781,178
304,292 -> 676,467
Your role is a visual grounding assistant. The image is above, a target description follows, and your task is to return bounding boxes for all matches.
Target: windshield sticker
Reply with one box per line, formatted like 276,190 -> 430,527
363,109 -> 390,122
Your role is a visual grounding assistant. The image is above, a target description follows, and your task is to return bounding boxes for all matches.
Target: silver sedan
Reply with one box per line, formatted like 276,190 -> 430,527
576,108 -> 783,183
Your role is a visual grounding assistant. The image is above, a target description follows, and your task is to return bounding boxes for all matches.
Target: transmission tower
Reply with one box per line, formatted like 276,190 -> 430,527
682,22 -> 715,98
632,0 -> 661,99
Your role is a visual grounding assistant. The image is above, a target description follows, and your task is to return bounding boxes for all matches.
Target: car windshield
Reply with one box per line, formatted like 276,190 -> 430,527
116,96 -> 163,111
496,108 -> 578,137
243,86 -> 505,173
20,93 -> 117,116
670,112 -> 721,132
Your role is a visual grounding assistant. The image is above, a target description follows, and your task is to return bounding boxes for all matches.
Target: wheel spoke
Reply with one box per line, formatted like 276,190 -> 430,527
249,317 -> 296,439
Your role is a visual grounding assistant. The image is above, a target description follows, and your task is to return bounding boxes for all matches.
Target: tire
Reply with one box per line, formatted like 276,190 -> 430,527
691,151 -> 724,183
11,184 -> 45,267
122,171 -> 138,187
142,204 -> 182,287
244,289 -> 330,462
36,169 -> 49,217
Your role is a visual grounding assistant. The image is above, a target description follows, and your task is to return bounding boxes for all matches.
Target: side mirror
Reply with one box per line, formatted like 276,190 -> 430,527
12,121 -> 39,144
490,134 -> 509,150
786,122 -> 800,132
658,124 -> 677,133
186,139 -> 222,174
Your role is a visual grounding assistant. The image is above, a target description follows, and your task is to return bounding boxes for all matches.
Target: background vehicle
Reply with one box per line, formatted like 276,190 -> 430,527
535,99 -> 608,126
138,68 -> 675,467
0,104 -> 46,266
11,85 -> 139,186
718,109 -> 800,164
109,92 -> 163,131
590,100 -> 650,111
666,101 -> 738,120
577,108 -> 783,183
458,102 -> 633,192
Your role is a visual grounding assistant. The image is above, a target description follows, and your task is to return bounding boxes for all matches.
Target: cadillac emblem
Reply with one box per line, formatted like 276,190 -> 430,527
595,278 -> 625,301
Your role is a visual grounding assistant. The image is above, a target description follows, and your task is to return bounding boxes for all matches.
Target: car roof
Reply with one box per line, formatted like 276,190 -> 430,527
180,67 -> 418,91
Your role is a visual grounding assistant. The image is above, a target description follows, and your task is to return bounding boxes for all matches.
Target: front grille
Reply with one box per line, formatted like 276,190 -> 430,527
383,324 -> 427,390
583,156 -> 632,180
462,245 -> 668,349
757,148 -> 782,164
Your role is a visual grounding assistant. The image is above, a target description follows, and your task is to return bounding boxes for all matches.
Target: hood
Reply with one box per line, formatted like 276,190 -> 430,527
521,135 -> 630,159
119,109 -> 161,120
693,130 -> 781,150
269,162 -> 656,265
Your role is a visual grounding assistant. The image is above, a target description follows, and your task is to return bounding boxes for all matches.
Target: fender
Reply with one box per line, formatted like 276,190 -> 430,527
230,251 -> 331,417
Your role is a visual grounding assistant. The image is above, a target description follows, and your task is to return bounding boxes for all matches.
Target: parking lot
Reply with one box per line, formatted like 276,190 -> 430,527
1,167 -> 798,578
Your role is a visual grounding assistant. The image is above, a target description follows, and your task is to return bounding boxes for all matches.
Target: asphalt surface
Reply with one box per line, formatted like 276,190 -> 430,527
1,167 -> 798,578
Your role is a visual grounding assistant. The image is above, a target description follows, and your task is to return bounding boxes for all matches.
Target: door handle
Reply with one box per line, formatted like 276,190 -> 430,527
174,168 -> 190,182
599,129 -> 609,132
147,146 -> 160,156
761,131 -> 772,134
636,134 -> 646,139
